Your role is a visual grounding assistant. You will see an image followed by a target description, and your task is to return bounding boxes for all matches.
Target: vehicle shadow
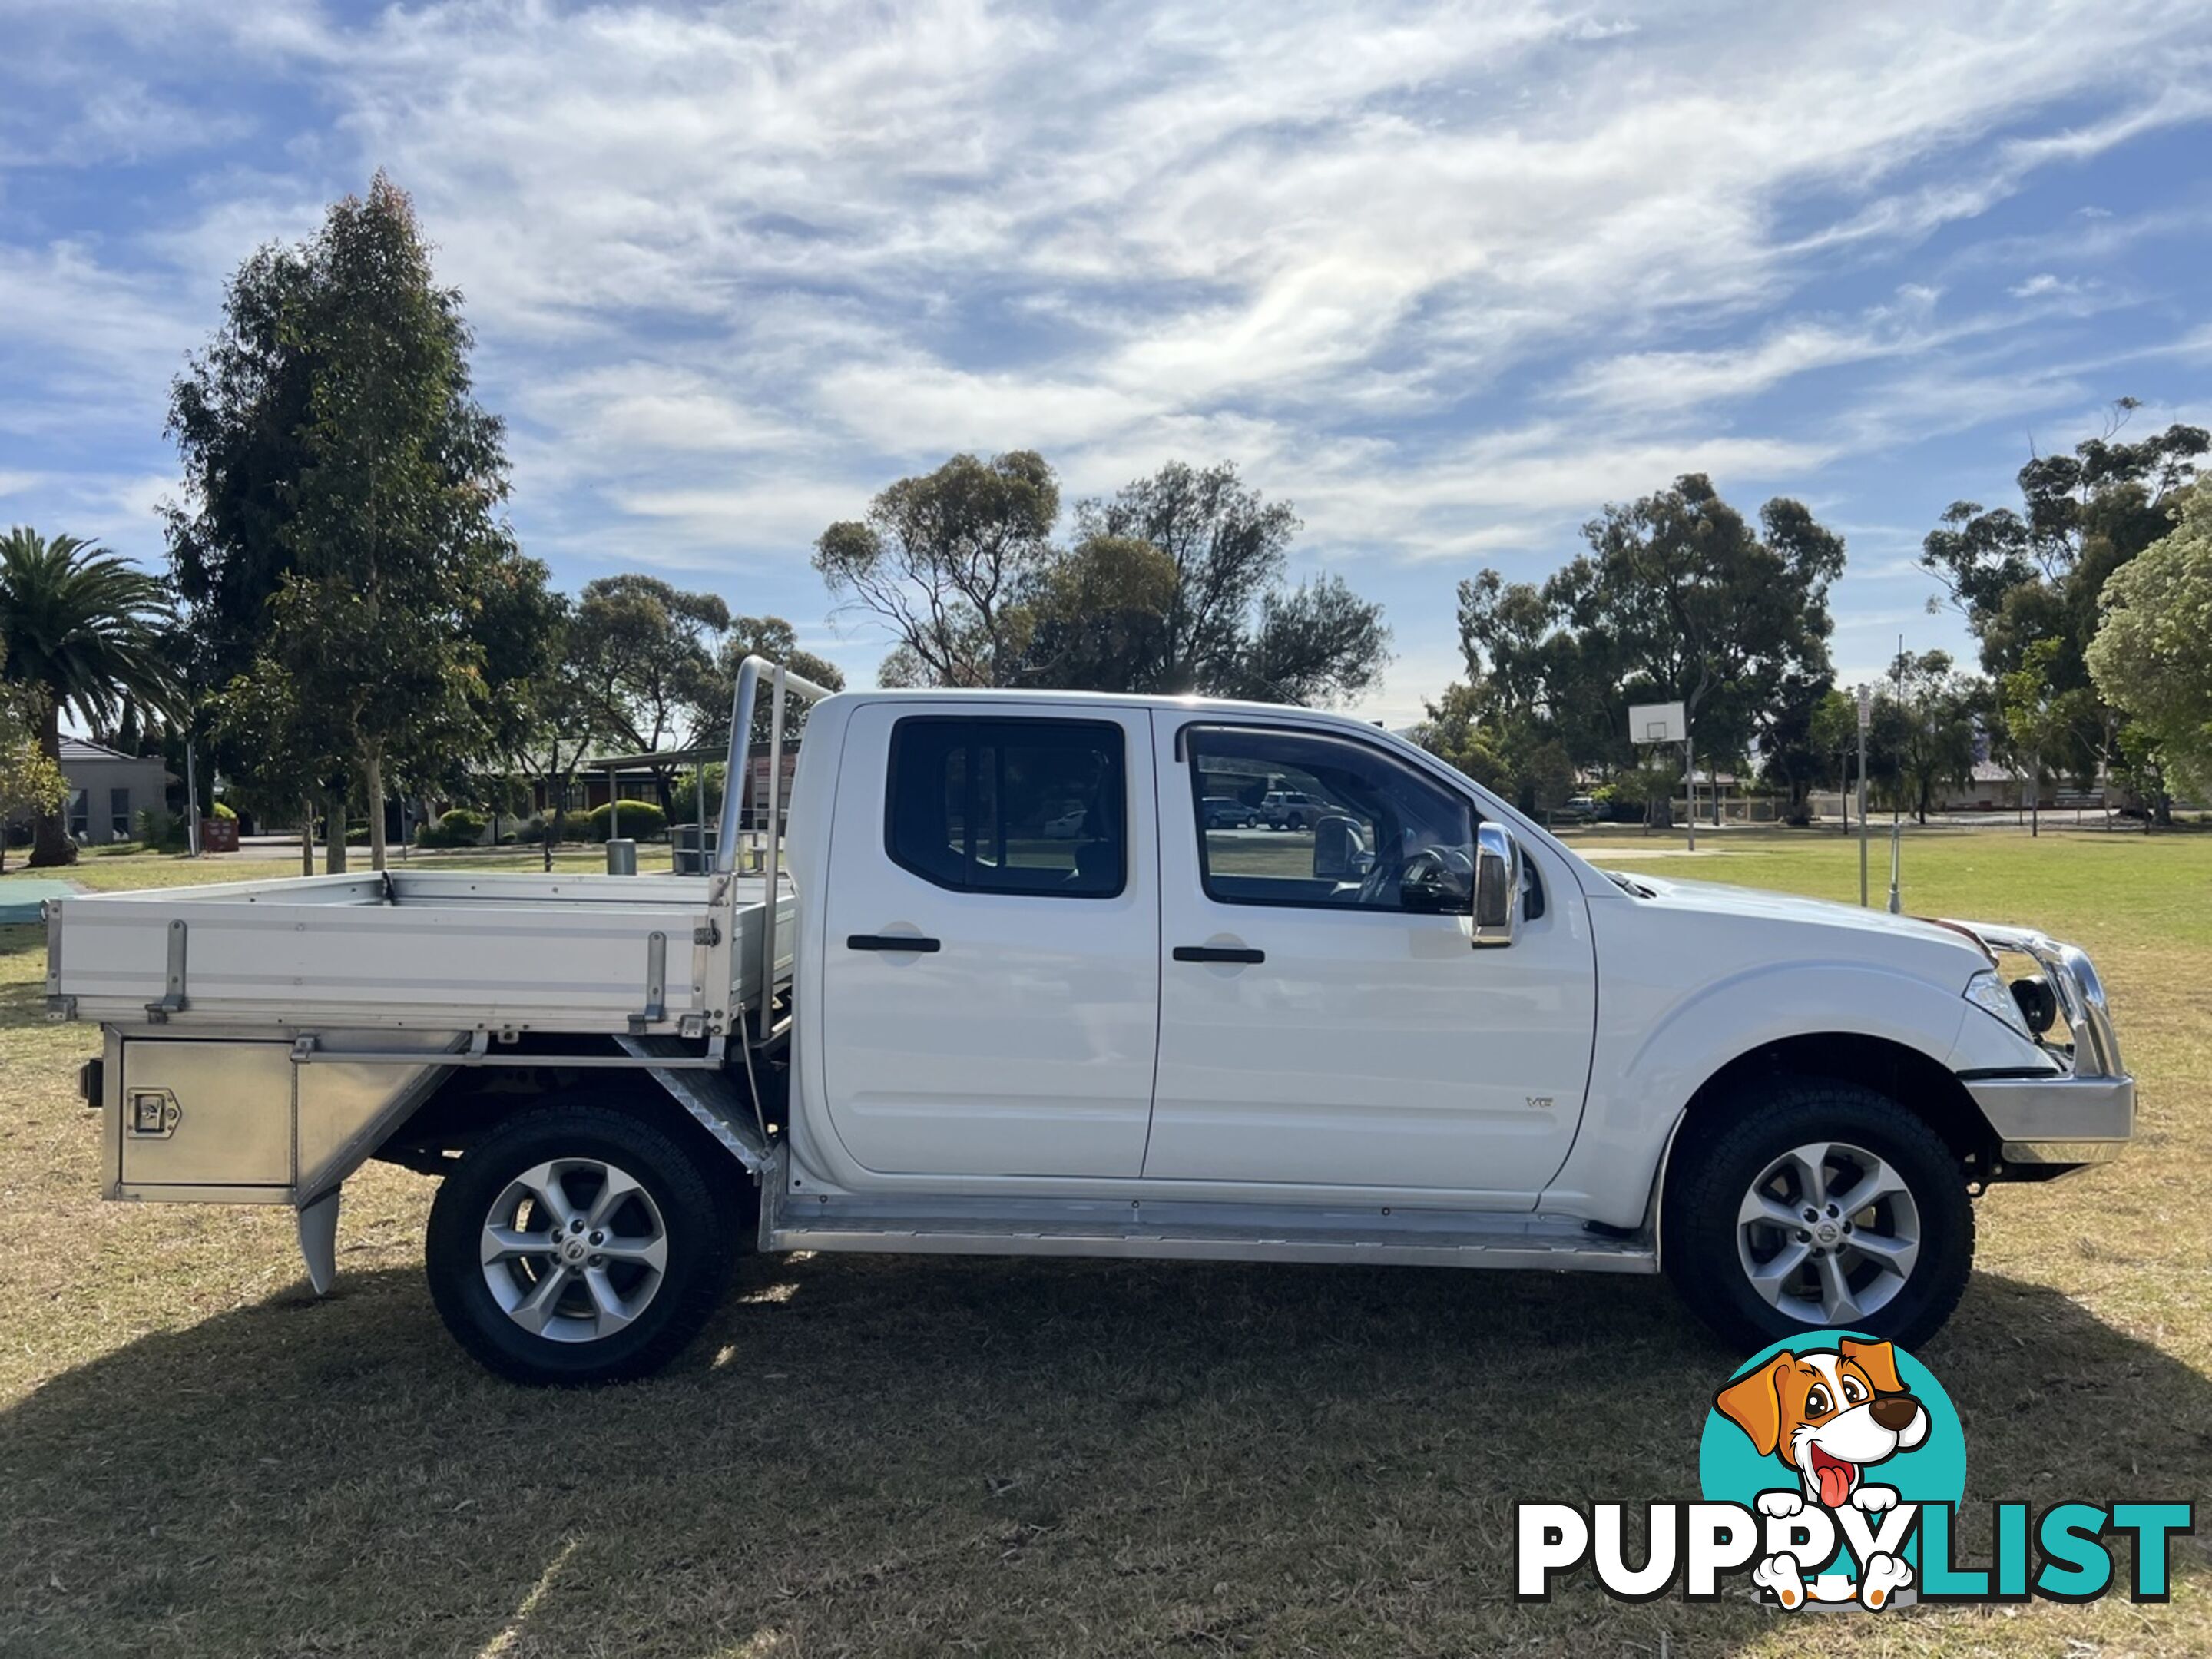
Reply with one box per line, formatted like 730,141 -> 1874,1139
1,1256 -> 2202,1657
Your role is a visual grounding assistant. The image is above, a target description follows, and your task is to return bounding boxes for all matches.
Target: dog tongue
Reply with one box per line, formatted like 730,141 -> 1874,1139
1816,1461 -> 1853,1508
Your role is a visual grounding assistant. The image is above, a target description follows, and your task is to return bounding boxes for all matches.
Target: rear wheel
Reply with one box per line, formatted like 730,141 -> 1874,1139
1663,1076 -> 1972,1350
425,1101 -> 737,1384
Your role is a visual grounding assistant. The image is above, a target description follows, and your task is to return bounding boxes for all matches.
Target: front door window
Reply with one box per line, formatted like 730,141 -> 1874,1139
1187,725 -> 1474,913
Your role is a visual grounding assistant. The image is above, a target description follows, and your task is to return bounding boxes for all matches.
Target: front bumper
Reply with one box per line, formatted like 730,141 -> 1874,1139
1965,1075 -> 2134,1166
1952,919 -> 2133,1169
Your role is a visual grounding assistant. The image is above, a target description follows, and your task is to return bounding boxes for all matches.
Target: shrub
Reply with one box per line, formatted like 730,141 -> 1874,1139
134,806 -> 188,851
667,764 -> 726,826
584,800 -> 668,842
416,807 -> 489,849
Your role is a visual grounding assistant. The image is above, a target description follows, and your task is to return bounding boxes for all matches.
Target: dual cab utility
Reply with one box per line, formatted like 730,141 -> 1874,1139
46,660 -> 2134,1382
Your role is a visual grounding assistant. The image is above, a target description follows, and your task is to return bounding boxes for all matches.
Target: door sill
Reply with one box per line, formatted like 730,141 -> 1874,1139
767,1190 -> 1654,1273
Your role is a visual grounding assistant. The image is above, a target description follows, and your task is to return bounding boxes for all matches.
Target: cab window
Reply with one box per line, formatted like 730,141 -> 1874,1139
886,717 -> 1126,898
1186,724 -> 1474,913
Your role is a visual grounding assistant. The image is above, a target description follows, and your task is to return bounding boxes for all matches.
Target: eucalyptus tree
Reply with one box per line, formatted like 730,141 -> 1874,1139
167,174 -> 543,870
1922,401 -> 2206,815
1455,475 -> 1844,823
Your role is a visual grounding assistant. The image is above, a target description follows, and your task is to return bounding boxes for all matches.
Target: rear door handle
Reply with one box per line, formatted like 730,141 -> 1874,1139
1173,945 -> 1264,964
848,934 -> 942,952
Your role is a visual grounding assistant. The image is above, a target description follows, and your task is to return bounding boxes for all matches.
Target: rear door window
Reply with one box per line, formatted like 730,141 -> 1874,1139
886,717 -> 1126,898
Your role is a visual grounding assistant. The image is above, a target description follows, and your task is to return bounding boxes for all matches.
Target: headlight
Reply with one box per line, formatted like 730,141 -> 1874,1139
1964,969 -> 2035,1042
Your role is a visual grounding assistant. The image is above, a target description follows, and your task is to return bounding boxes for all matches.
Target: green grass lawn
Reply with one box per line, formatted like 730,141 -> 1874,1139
0,830 -> 2204,1657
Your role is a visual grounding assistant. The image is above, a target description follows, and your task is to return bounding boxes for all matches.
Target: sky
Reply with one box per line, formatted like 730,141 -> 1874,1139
3,0 -> 2210,727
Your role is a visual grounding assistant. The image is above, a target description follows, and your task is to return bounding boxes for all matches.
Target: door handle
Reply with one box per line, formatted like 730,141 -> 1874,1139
848,934 -> 942,953
1173,945 -> 1264,964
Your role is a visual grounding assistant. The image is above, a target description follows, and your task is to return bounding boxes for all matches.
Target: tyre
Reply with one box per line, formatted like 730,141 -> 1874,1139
425,1101 -> 738,1384
1662,1075 -> 1972,1352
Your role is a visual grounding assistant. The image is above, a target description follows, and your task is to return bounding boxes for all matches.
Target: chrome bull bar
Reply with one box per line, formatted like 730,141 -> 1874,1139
1949,919 -> 2131,1169
1948,919 -> 2123,1079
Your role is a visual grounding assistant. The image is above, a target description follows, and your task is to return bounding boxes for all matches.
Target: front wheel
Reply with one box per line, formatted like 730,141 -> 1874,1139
1662,1076 -> 1973,1351
425,1101 -> 738,1384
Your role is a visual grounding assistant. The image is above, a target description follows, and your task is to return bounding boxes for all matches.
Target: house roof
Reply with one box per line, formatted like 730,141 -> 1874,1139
59,736 -> 139,763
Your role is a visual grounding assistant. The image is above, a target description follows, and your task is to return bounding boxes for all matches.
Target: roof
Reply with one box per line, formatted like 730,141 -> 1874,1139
59,736 -> 144,763
583,747 -> 726,771
831,687 -> 1392,724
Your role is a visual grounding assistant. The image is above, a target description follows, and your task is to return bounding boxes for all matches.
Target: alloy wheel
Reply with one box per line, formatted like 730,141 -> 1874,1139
1734,1139 -> 1922,1326
478,1157 -> 670,1343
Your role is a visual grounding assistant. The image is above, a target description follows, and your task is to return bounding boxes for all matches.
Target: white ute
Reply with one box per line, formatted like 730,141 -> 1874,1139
46,658 -> 2135,1382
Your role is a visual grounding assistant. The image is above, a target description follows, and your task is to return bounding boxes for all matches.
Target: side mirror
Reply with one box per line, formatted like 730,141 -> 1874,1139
1472,823 -> 1519,948
1311,814 -> 1366,880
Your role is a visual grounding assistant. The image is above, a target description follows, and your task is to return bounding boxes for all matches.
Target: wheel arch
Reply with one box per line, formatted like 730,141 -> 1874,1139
373,1049 -> 759,1199
1667,1030 -> 2002,1185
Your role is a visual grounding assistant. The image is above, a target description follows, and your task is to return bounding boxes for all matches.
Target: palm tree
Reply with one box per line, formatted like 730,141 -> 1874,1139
0,528 -> 180,866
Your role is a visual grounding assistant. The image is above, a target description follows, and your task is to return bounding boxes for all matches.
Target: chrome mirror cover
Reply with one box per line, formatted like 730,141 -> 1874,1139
1472,823 -> 1518,948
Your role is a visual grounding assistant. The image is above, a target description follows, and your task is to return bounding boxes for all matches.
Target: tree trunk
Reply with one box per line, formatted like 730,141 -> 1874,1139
28,699 -> 77,867
546,801 -> 564,873
302,796 -> 316,876
366,752 -> 389,872
325,790 -> 348,875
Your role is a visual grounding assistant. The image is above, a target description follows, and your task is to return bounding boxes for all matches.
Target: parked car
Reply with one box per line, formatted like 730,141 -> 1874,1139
1202,796 -> 1259,829
47,661 -> 2135,1383
1558,795 -> 1600,823
1261,789 -> 1323,830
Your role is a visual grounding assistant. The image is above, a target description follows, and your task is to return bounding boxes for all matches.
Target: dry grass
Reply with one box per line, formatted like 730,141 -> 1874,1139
0,833 -> 2205,1657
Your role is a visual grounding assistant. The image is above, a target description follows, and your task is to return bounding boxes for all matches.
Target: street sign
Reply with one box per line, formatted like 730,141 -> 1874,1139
1628,701 -> 1686,745
1857,684 -> 1873,730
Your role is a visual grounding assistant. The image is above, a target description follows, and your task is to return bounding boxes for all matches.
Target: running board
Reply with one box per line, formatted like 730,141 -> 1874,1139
767,1194 -> 1656,1273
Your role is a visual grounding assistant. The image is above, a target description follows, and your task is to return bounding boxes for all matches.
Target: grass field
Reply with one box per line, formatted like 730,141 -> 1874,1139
0,830 -> 2205,1657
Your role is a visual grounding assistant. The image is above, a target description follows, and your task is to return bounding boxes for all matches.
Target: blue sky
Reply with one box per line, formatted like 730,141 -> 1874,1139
3,0 -> 2210,725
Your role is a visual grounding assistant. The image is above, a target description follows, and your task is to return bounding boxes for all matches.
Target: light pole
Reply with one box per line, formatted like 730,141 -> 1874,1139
1856,684 -> 1870,908
1684,727 -> 1696,853
1887,637 -> 1904,915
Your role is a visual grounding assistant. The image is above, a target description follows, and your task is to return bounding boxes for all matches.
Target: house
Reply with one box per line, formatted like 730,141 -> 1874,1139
59,737 -> 174,846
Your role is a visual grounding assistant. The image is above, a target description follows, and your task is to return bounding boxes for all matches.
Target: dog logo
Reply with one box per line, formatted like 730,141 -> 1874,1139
1699,1331 -> 1965,1611
1712,1337 -> 1928,1607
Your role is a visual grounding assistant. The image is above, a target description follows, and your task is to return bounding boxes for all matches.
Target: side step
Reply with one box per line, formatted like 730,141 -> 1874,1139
767,1194 -> 1655,1274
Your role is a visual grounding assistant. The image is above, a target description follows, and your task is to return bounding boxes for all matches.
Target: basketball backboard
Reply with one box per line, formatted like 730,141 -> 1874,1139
1628,701 -> 1686,745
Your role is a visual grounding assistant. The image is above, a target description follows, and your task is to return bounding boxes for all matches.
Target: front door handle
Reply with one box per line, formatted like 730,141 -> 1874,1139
849,934 -> 942,953
1173,945 -> 1264,964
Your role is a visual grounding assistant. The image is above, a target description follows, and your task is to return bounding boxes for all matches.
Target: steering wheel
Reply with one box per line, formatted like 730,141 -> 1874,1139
1359,843 -> 1472,910
1386,844 -> 1475,911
